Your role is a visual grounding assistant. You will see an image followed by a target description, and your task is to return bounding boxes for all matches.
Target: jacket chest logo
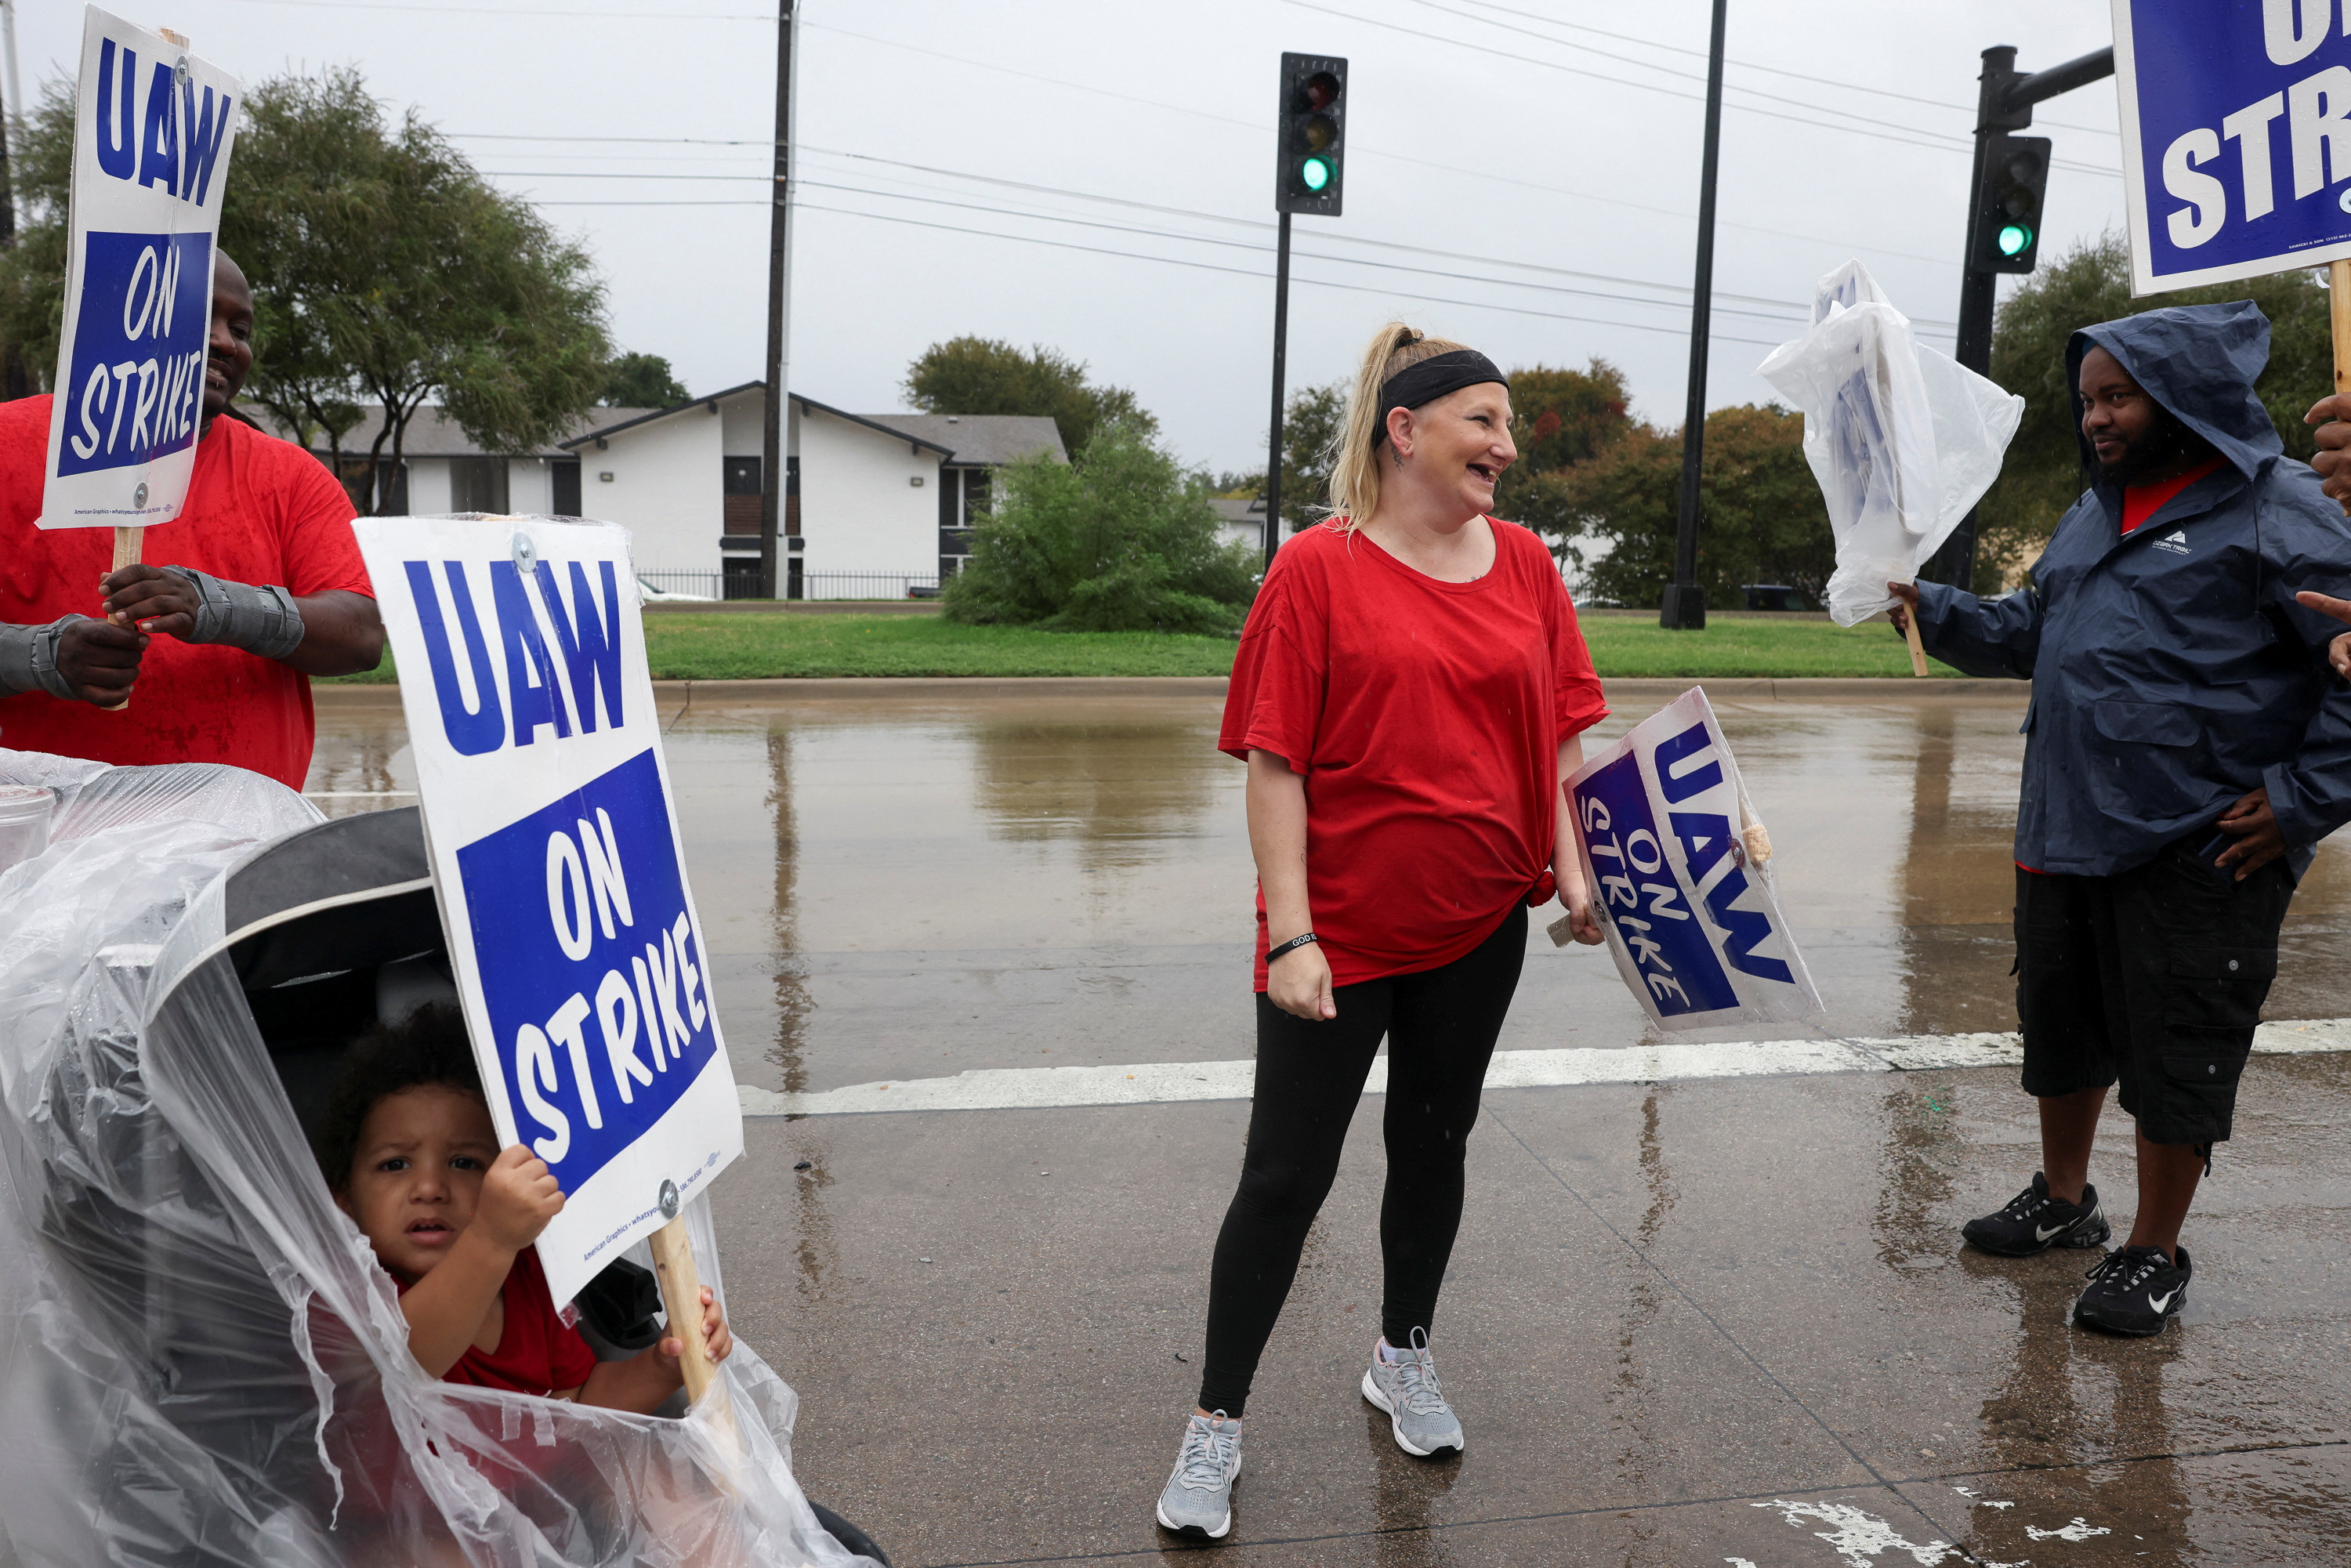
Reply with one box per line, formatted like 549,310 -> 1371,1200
2150,529 -> 2191,557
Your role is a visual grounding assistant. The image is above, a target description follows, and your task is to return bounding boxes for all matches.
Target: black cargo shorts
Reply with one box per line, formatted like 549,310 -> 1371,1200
2013,836 -> 2294,1146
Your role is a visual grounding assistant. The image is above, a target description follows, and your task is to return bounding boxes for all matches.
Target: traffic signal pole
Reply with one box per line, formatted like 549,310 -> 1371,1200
1264,212 -> 1292,569
1660,0 -> 1728,631
1922,42 -> 2113,590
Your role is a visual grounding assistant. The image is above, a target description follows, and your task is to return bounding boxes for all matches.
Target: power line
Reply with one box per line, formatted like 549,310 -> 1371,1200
1276,0 -> 2119,177
484,157 -> 1951,328
1426,0 -> 2120,136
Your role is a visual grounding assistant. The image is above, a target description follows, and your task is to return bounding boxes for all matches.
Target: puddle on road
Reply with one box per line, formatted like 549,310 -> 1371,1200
310,688 -> 2351,1095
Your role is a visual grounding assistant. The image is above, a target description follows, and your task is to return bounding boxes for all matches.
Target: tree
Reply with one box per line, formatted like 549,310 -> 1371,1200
0,68 -> 610,513
941,422 -> 1259,633
603,351 -> 688,407
1225,379 -> 1346,533
904,336 -> 1156,455
1555,404 -> 1833,610
1976,232 -> 2329,592
1491,359 -> 1633,538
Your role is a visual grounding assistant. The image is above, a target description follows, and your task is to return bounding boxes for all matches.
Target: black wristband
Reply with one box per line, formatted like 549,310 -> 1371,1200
1266,931 -> 1319,964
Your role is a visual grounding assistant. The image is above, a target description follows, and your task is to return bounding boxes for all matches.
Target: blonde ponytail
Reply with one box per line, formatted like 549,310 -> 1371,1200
1324,321 -> 1473,531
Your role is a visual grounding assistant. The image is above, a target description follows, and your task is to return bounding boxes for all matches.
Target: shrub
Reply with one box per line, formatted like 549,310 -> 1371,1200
943,423 -> 1259,634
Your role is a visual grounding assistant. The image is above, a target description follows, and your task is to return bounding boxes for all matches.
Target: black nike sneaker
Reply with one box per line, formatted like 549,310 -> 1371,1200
2074,1244 -> 2192,1336
1960,1173 -> 2111,1257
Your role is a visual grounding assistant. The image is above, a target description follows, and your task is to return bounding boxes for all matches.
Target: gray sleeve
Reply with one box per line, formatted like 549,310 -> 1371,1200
0,618 -> 91,701
155,566 -> 308,661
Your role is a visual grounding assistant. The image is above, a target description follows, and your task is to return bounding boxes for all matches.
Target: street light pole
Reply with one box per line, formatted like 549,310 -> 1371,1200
759,0 -> 798,601
1661,0 -> 1728,631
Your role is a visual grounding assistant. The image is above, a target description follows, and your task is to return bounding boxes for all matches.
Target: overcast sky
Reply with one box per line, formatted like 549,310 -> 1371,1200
11,0 -> 2125,473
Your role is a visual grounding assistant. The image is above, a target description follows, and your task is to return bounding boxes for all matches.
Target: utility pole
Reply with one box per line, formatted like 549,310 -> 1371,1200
1661,0 -> 1727,631
1922,42 -> 2113,589
0,0 -> 24,400
759,1 -> 798,600
1264,212 -> 1291,567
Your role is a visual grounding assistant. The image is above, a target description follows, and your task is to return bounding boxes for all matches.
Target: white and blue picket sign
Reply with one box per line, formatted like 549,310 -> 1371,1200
41,9 -> 241,528
1569,688 -> 1823,1031
356,518 -> 744,1305
2117,0 -> 2351,291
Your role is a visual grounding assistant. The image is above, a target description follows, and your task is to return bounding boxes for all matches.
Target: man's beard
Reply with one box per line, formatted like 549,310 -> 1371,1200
2099,407 -> 2215,486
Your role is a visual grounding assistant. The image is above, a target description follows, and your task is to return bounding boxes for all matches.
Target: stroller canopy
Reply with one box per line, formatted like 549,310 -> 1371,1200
0,751 -> 868,1567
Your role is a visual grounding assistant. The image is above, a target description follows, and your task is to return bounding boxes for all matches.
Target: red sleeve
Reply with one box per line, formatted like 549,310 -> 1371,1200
1549,576 -> 1608,743
270,443 -> 372,599
546,1314 -> 600,1393
1218,559 -> 1327,773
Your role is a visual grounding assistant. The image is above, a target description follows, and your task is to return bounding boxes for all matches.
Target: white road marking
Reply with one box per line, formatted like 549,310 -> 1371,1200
2025,1519 -> 2110,1542
1751,1498 -> 1954,1566
734,1018 -> 2351,1117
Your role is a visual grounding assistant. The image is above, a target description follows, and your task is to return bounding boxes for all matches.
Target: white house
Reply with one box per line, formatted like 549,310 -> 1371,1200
558,388 -> 1063,599
282,389 -> 1063,599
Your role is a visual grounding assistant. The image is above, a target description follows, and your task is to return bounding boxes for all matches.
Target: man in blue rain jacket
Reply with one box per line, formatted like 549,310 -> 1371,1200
1888,302 -> 2351,1337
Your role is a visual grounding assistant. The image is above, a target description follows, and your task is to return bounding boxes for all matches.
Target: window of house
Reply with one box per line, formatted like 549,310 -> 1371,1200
723,456 -> 761,536
449,456 -> 509,515
551,458 -> 581,516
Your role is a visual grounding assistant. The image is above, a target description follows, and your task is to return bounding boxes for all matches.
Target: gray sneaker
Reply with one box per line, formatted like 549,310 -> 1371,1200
1360,1330 -> 1464,1456
1154,1411 -> 1242,1538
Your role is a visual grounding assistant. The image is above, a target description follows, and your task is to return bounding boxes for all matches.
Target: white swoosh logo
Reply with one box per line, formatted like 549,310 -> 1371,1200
2035,1222 -> 2068,1240
2147,1289 -> 2178,1313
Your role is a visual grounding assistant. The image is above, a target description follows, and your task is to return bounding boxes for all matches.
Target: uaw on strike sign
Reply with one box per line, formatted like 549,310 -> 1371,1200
42,9 -> 241,528
2116,0 -> 2351,291
1570,689 -> 1823,1032
356,519 -> 743,1305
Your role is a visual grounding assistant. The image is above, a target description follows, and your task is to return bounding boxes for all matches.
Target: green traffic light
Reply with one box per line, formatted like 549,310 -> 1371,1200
1998,222 -> 2032,257
1301,155 -> 1331,192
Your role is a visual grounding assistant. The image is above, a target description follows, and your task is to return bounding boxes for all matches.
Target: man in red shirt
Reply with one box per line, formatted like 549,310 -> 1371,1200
0,252 -> 382,789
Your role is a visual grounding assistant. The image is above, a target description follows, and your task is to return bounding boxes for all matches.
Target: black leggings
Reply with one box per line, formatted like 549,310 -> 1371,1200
1196,904 -> 1527,1417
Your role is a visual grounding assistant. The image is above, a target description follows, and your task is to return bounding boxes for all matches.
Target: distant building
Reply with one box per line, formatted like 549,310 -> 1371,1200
1210,496 -> 1272,556
286,388 -> 1065,599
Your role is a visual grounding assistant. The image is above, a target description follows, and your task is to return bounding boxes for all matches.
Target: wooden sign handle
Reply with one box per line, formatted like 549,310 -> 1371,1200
1901,599 -> 1929,678
106,525 -> 143,712
2334,259 -> 2351,415
647,1215 -> 719,1407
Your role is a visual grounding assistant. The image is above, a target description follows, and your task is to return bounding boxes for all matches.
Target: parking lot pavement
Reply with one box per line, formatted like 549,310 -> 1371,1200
312,682 -> 2351,1566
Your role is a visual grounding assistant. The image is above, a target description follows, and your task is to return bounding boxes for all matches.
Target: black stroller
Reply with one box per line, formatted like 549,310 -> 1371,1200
0,754 -> 883,1567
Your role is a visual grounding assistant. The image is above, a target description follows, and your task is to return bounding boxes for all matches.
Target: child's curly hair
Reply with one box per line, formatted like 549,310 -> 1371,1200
313,1002 -> 485,1192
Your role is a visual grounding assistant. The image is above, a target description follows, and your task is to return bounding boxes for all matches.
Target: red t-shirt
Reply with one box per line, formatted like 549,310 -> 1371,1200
0,395 -> 371,788
1221,517 -> 1609,990
397,1245 -> 600,1397
2119,456 -> 2227,534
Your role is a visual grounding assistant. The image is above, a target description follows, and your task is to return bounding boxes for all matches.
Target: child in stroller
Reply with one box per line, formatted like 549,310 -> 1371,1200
317,1001 -> 733,1410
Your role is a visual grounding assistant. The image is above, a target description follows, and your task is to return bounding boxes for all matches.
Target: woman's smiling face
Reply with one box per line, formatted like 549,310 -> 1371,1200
1394,383 -> 1517,518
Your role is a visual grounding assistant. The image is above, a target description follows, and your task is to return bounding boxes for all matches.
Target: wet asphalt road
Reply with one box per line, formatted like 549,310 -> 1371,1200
311,681 -> 2351,1567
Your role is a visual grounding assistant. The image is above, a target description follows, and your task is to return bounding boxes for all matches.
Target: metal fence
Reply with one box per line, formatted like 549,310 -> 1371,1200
632,570 -> 942,603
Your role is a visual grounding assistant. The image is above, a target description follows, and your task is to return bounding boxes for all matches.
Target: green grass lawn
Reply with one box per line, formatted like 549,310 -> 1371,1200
321,610 -> 1961,683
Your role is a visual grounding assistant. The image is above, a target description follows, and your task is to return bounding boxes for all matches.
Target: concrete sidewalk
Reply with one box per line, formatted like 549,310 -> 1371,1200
726,1055 -> 2351,1566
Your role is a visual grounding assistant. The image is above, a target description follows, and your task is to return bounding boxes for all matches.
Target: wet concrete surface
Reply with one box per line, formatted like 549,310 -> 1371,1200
311,683 -> 2351,1566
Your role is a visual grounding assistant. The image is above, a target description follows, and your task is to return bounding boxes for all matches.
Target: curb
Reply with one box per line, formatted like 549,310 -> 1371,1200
312,674 -> 2027,708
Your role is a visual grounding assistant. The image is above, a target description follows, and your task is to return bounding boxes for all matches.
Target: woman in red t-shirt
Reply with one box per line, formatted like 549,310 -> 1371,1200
1154,324 -> 1608,1540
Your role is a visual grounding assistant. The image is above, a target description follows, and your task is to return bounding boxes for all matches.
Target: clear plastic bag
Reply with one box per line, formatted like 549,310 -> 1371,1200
1755,261 -> 2026,625
0,749 -> 871,1568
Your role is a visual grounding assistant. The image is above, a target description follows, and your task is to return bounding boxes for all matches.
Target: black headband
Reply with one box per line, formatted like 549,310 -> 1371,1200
1375,349 -> 1507,447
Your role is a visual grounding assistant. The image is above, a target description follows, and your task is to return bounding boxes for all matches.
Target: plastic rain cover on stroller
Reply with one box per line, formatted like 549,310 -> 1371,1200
0,751 -> 873,1568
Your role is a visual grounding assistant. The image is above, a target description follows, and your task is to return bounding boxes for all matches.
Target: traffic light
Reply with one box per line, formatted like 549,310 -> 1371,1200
1969,132 -> 2051,273
1276,53 -> 1346,216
